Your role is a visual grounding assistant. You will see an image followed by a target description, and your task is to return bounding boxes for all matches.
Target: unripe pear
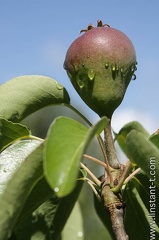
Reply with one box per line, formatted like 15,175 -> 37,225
64,21 -> 137,118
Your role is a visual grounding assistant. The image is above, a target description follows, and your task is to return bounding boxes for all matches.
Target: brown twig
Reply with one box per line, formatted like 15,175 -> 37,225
101,168 -> 129,240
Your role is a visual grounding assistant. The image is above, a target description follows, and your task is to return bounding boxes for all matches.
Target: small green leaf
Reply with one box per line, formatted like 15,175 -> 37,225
115,121 -> 149,155
126,130 -> 159,188
0,141 -> 44,240
79,167 -> 87,179
44,116 -> 108,197
0,75 -> 70,122
0,118 -> 31,151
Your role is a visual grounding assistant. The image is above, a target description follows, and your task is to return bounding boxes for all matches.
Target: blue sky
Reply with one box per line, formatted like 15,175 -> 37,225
0,0 -> 159,133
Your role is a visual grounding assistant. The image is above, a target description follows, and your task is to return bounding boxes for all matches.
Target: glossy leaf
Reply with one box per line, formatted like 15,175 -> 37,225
126,130 -> 159,188
44,116 -> 108,197
0,75 -> 70,122
0,139 -> 42,196
0,141 -> 44,240
0,118 -> 31,151
123,173 -> 159,239
115,121 -> 149,155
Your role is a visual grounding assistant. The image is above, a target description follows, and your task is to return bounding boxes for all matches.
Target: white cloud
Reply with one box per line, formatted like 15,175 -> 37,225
111,108 -> 157,163
112,108 -> 158,134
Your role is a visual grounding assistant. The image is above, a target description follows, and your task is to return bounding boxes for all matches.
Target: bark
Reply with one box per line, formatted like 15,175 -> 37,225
101,171 -> 129,240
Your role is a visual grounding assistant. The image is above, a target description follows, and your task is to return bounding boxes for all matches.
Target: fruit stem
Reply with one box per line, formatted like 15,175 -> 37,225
104,120 -> 120,169
97,135 -> 114,185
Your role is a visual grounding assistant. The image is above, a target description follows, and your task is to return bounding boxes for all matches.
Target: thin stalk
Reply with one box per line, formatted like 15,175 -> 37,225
65,104 -> 92,126
29,135 -> 44,142
97,135 -> 114,185
80,162 -> 101,186
83,154 -> 107,169
124,167 -> 141,185
97,135 -> 110,167
104,120 -> 120,169
85,178 -> 101,202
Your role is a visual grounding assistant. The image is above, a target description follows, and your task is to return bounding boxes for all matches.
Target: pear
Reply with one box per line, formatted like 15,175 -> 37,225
64,21 -> 137,118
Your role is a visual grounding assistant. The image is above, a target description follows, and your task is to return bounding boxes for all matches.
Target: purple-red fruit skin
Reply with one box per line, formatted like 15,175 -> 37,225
64,26 -> 137,118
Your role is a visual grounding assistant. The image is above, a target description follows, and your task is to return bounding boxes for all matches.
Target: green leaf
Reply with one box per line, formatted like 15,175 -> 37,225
115,121 -> 149,155
49,180 -> 83,240
126,130 -> 159,188
0,118 -> 31,151
62,202 -> 84,240
15,194 -> 60,240
0,75 -> 70,122
123,173 -> 159,239
15,187 -> 55,240
44,116 -> 108,197
15,180 -> 83,240
17,177 -> 53,224
0,139 -> 42,196
0,141 -> 44,240
149,130 -> 159,149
